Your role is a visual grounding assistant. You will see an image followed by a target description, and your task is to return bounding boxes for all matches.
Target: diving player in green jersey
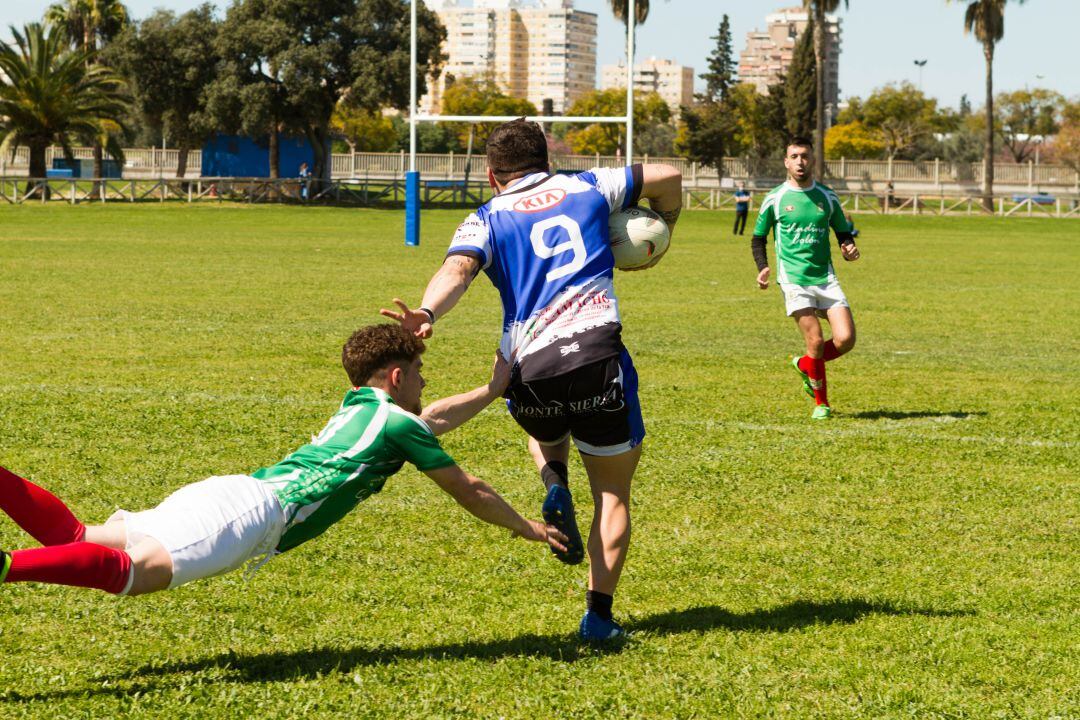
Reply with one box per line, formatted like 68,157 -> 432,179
751,136 -> 862,420
0,325 -> 566,596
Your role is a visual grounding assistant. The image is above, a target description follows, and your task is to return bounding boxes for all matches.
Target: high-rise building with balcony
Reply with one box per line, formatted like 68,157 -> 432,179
739,6 -> 841,119
421,0 -> 597,115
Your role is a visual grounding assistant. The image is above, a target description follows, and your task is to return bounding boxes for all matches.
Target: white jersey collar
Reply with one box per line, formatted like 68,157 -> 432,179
784,180 -> 818,193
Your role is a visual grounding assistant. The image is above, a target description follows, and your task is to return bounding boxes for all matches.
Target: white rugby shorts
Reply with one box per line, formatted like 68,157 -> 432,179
109,474 -> 285,589
779,279 -> 849,317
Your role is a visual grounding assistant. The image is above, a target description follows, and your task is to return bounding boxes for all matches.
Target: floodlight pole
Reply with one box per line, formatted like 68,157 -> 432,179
625,0 -> 635,166
405,0 -> 420,246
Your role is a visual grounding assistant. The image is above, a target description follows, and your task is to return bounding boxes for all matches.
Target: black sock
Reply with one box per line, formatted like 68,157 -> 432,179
586,590 -> 614,621
540,461 -> 568,489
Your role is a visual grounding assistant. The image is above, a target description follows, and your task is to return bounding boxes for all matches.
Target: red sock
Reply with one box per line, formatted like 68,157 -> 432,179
0,467 -> 86,546
5,543 -> 132,594
823,340 -> 841,361
802,356 -> 829,406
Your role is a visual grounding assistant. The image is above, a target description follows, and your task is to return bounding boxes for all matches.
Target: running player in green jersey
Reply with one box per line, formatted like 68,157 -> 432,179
751,137 -> 862,420
0,324 -> 566,597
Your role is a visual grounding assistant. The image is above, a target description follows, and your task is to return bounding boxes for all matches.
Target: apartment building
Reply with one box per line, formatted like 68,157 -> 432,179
739,6 -> 841,117
600,57 -> 695,111
421,0 -> 597,115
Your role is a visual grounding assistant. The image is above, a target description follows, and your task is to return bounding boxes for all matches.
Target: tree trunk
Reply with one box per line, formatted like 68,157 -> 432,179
28,141 -> 48,199
268,128 -> 280,179
92,143 -> 104,194
176,142 -> 189,179
983,42 -> 995,211
813,2 -> 826,179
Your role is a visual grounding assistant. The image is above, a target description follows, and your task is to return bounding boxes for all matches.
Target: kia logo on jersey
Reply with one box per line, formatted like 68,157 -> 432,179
514,189 -> 567,213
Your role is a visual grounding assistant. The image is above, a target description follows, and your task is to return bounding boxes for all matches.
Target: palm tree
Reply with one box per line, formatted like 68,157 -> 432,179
802,0 -> 847,179
607,0 -> 649,25
0,23 -> 128,193
949,0 -> 1026,211
44,0 -> 129,54
44,0 -> 130,181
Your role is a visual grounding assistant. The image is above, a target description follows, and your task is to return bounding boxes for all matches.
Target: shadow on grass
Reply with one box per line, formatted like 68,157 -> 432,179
3,598 -> 972,702
849,410 -> 986,421
631,598 -> 972,635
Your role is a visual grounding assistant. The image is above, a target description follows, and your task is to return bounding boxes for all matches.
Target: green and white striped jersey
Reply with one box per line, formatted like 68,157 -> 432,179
251,386 -> 455,553
753,182 -> 853,285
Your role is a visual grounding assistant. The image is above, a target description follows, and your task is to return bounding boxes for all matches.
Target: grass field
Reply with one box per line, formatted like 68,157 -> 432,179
0,204 -> 1077,719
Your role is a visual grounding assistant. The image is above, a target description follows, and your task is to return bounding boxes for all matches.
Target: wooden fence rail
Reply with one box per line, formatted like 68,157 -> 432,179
2,177 -> 1077,218
3,147 -> 1079,191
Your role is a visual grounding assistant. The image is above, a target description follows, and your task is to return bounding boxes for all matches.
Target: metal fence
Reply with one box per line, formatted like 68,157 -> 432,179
3,176 -> 1077,218
3,147 -> 1078,192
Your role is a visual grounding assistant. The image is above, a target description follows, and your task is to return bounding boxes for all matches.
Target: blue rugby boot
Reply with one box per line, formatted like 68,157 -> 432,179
541,485 -> 584,565
579,610 -> 626,642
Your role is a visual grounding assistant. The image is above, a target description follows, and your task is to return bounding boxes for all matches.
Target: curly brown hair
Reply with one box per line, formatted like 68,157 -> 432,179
342,324 -> 426,387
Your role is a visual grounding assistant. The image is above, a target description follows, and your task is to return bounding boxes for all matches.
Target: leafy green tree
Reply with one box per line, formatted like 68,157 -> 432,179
677,100 -> 730,168
802,0 -> 848,175
44,0 -> 130,179
995,88 -> 1062,162
332,107 -> 398,153
700,14 -> 736,103
440,76 -> 536,151
560,89 -> 668,155
106,5 -> 219,177
391,116 -> 458,154
1051,100 -> 1080,171
785,21 -> 816,140
824,121 -> 885,159
208,0 -> 446,179
728,83 -> 786,158
0,23 -> 128,188
948,0 -> 1027,208
840,83 -> 941,160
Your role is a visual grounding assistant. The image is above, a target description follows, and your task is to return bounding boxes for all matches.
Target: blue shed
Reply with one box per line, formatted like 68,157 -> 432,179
201,134 -> 324,178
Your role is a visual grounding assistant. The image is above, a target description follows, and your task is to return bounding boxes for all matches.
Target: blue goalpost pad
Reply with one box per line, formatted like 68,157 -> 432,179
405,171 -> 421,246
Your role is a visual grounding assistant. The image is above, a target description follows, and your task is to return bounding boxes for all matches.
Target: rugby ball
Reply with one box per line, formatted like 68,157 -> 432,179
609,206 -> 670,270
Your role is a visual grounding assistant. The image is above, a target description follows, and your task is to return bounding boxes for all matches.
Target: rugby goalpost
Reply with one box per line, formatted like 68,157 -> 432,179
406,0 -> 637,245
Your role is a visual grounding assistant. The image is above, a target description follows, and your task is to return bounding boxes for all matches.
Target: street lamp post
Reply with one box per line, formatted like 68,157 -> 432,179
913,59 -> 928,92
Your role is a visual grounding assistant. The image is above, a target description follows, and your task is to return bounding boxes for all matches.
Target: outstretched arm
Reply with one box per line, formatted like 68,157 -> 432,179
380,254 -> 481,338
425,465 -> 568,552
421,353 -> 510,436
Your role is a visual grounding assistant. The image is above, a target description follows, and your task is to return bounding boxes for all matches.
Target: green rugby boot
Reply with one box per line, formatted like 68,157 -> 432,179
811,405 -> 832,420
790,357 -> 814,399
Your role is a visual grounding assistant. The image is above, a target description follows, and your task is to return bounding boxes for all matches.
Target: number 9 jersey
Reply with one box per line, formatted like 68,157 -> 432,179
447,165 -> 643,382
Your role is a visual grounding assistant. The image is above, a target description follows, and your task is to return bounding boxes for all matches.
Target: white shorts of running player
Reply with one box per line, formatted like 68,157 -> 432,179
108,475 -> 285,590
779,279 -> 850,317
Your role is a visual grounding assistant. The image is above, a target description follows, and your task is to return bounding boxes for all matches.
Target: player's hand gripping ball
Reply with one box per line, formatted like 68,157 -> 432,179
608,206 -> 670,270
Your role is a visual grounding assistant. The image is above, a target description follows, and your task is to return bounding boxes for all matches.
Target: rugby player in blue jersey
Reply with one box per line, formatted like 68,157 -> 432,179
383,119 -> 682,641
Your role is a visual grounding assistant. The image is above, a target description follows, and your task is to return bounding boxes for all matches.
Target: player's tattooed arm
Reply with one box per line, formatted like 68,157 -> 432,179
380,254 -> 481,338
640,163 -> 683,233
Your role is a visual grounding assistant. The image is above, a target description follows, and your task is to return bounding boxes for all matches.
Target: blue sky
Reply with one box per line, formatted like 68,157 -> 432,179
3,0 -> 1075,108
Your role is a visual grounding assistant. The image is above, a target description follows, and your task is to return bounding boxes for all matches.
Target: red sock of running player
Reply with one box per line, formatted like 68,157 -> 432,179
806,357 -> 829,406
4,543 -> 132,594
823,340 -> 841,361
0,466 -> 86,546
